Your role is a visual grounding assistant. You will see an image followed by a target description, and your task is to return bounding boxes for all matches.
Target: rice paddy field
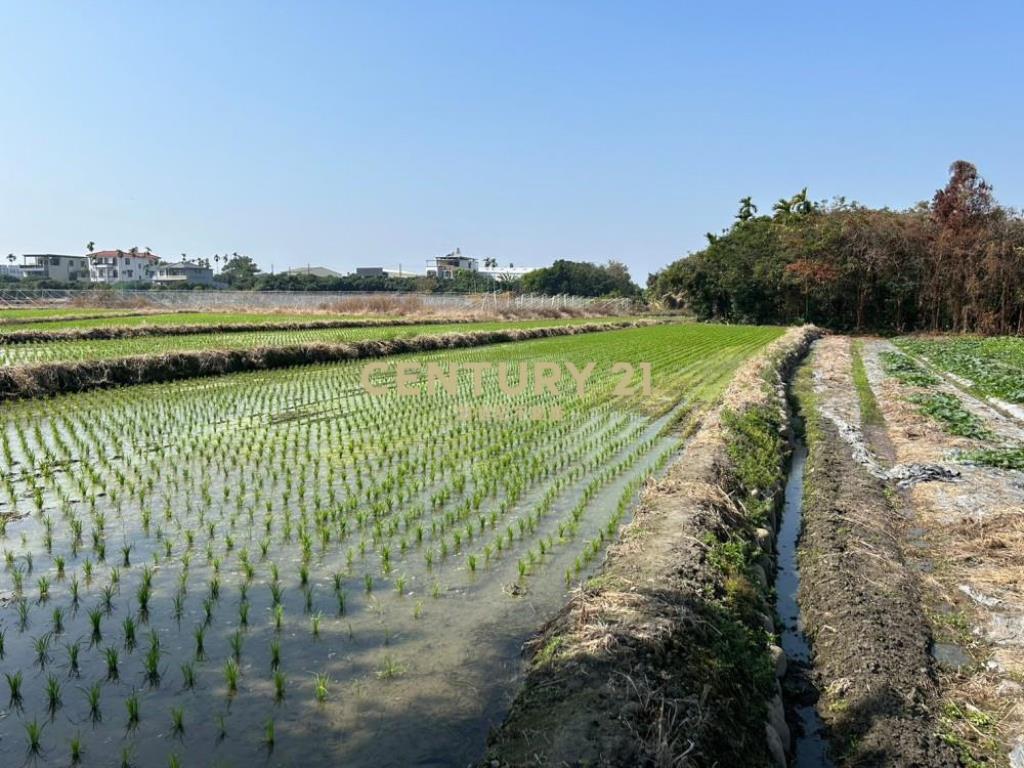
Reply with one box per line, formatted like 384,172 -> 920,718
0,321 -> 782,766
0,310 -> 431,332
0,318 -> 620,366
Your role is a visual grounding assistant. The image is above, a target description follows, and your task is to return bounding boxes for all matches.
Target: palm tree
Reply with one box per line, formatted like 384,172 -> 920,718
6,253 -> 15,264
736,197 -> 758,221
772,198 -> 792,217
86,241 -> 95,254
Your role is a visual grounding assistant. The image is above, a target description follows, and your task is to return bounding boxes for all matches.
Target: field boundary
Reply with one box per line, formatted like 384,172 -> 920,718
0,320 -> 657,401
482,325 -> 819,767
0,316 -> 608,344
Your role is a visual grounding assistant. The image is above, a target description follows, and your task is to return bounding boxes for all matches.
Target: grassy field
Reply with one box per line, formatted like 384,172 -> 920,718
0,317 -> 627,366
895,335 -> 1024,402
0,322 -> 781,766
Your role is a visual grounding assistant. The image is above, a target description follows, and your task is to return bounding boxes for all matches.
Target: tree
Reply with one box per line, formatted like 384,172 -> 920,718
736,197 -> 758,221
86,241 -> 95,254
6,253 -> 15,264
521,260 -> 640,297
219,255 -> 261,288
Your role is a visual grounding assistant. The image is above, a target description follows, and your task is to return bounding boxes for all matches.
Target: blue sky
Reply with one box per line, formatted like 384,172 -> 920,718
2,1 -> 1022,282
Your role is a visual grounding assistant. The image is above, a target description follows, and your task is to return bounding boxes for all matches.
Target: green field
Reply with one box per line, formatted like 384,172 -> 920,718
0,322 -> 781,766
0,317 -> 625,366
0,310 -> 375,331
895,336 -> 1024,403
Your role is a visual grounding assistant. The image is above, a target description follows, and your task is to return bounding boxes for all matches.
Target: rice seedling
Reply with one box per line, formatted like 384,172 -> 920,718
86,681 -> 102,720
229,629 -> 243,660
7,670 -> 23,707
33,632 -> 52,668
122,615 -> 137,650
270,638 -> 281,670
313,671 -> 330,703
224,658 -> 240,696
70,731 -> 83,764
144,633 -> 162,686
126,691 -> 140,728
263,718 -> 275,749
376,655 -> 404,680
273,669 -> 286,702
65,641 -> 80,676
310,611 -> 322,637
171,705 -> 185,736
25,717 -> 44,755
193,625 -> 205,660
45,673 -> 62,713
51,606 -> 64,634
105,646 -> 120,680
88,608 -> 102,644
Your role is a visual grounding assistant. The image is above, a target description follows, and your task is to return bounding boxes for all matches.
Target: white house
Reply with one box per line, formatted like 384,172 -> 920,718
88,250 -> 159,283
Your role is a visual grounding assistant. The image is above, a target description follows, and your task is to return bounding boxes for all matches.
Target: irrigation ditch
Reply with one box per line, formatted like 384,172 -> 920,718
0,319 -> 657,401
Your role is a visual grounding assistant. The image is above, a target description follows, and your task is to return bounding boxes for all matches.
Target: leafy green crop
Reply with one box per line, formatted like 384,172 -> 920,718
907,392 -> 992,440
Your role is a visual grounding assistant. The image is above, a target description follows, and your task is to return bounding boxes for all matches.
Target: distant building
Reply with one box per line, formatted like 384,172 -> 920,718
355,267 -> 417,278
427,248 -> 478,279
0,263 -> 25,280
20,254 -> 90,282
153,261 -> 215,286
283,266 -> 344,279
88,250 -> 159,283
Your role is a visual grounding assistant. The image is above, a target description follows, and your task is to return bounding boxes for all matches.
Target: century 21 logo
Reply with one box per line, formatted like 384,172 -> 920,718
359,361 -> 652,397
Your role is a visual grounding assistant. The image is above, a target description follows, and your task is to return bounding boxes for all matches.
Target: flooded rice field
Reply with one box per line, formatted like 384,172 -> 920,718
0,324 -> 781,766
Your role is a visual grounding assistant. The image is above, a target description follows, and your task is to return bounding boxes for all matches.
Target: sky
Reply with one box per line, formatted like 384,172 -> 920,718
2,1 -> 1023,283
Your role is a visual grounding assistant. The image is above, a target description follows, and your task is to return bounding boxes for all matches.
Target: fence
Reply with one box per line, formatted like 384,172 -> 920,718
0,288 -> 634,314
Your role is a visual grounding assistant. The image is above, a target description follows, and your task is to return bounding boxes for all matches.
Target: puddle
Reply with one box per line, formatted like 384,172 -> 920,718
932,642 -> 973,671
776,435 -> 835,767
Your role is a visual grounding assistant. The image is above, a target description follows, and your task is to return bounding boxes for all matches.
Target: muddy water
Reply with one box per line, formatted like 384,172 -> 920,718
0,407 -> 680,768
776,437 -> 834,768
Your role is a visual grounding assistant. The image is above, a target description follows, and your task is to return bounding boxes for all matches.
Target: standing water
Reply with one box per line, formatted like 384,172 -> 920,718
775,434 -> 834,767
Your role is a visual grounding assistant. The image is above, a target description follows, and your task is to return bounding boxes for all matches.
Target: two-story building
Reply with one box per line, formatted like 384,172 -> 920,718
20,254 -> 90,282
88,250 -> 159,283
426,248 -> 478,279
152,261 -> 216,287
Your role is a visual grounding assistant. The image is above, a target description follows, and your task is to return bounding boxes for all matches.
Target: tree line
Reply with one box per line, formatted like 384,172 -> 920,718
647,161 -> 1024,334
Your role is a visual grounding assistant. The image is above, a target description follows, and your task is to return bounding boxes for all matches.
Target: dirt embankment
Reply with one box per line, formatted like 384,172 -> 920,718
0,320 -> 655,401
482,326 -> 819,768
793,337 -> 957,766
860,339 -> 1024,767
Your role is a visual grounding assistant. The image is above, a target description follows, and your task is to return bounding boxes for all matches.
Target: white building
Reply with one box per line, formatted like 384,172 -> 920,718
88,250 -> 159,283
0,263 -> 25,280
